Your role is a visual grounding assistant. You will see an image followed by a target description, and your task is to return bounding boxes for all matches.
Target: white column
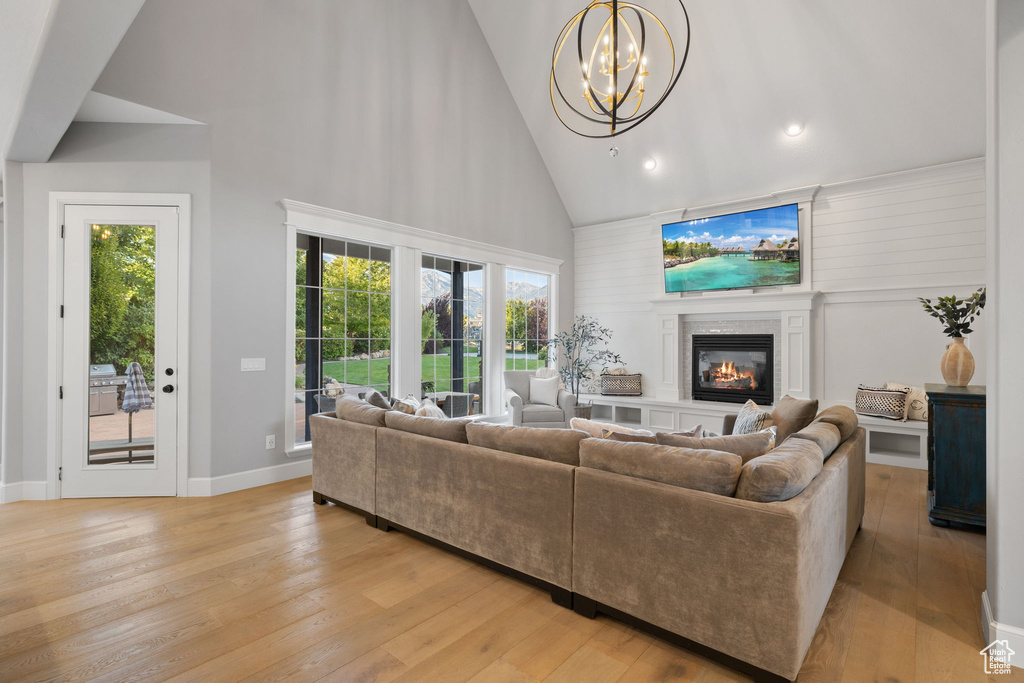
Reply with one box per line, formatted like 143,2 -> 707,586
655,314 -> 681,401
390,246 -> 421,400
780,311 -> 812,399
984,0 -> 1024,651
483,263 -> 507,416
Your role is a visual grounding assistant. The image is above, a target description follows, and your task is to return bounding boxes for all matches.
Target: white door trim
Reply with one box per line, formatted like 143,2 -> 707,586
49,192 -> 191,499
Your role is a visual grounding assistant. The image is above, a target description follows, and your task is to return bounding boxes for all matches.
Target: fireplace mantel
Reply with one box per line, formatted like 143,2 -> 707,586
650,290 -> 821,403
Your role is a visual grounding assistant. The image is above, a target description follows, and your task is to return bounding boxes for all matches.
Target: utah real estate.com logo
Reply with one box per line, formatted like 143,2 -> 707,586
980,639 -> 1015,675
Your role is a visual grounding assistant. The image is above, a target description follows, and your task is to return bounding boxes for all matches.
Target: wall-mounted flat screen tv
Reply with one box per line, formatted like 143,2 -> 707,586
662,203 -> 801,293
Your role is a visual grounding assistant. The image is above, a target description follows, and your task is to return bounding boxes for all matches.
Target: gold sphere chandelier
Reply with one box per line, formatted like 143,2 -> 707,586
550,0 -> 690,138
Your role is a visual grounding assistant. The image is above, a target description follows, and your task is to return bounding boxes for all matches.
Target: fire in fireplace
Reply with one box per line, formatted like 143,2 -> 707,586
692,334 -> 774,405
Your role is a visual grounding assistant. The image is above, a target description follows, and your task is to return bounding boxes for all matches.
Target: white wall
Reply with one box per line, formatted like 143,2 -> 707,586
985,0 -> 1024,646
1,0 -> 574,486
574,159 -> 987,412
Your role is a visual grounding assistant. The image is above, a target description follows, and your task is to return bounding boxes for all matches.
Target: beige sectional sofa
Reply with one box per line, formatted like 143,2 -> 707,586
311,396 -> 865,682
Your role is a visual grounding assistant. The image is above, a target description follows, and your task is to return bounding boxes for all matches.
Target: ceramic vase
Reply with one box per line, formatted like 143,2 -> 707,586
940,337 -> 975,387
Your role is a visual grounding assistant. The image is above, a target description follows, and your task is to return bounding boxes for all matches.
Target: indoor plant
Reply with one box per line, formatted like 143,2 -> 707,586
550,315 -> 623,418
918,287 -> 986,387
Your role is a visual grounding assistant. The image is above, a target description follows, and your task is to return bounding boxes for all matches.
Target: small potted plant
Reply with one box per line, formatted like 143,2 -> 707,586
918,287 -> 986,387
549,315 -> 623,419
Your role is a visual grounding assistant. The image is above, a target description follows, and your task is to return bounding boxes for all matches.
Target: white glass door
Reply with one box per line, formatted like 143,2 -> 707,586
60,205 -> 179,497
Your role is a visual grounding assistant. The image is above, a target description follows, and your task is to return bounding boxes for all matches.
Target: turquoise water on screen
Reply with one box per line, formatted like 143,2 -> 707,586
664,256 -> 800,293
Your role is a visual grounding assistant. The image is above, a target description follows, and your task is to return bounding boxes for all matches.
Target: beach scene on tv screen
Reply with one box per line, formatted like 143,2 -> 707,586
662,204 -> 800,293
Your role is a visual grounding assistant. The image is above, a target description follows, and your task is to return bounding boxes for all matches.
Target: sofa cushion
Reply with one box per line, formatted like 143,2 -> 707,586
529,375 -> 560,407
335,396 -> 388,427
735,437 -> 824,502
365,389 -> 392,411
670,424 -> 703,437
771,395 -> 819,443
733,400 -> 774,434
656,429 -> 774,463
570,417 -> 654,438
788,421 -> 842,461
384,411 -> 472,443
521,404 -> 565,422
465,423 -> 586,466
580,439 -> 742,497
812,405 -> 859,442
603,430 -> 657,444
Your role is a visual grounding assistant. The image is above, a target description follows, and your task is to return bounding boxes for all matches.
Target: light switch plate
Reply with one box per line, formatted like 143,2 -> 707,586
241,358 -> 266,372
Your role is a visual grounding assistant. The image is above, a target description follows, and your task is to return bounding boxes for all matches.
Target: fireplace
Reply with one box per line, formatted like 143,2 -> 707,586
691,334 -> 774,405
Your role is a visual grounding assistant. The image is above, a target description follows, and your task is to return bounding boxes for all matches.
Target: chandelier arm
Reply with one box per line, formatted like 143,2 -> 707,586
551,7 -> 617,126
551,0 -> 690,138
578,6 -> 615,119
614,7 -> 646,116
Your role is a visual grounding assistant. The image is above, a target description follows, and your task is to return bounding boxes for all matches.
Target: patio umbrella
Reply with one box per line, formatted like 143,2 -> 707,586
121,362 -> 152,443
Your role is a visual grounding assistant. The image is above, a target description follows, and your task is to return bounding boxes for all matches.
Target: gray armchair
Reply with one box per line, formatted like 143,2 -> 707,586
503,370 -> 577,429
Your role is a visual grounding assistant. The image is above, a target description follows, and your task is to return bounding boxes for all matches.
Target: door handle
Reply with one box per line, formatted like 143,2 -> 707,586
162,385 -> 174,393
165,368 -> 174,376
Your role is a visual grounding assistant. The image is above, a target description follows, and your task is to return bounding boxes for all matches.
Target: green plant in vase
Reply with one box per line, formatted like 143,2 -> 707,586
918,287 -> 986,387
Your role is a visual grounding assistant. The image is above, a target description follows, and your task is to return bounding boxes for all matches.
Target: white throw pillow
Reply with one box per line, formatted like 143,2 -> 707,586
415,398 -> 446,418
884,382 -> 928,421
529,375 -> 560,407
733,399 -> 773,435
534,366 -> 565,390
569,417 -> 655,438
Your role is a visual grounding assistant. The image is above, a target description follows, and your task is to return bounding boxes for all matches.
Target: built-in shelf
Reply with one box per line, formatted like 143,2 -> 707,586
579,394 -> 929,470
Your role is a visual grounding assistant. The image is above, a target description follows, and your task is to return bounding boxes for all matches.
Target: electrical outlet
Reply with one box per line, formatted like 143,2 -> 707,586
265,435 -> 276,450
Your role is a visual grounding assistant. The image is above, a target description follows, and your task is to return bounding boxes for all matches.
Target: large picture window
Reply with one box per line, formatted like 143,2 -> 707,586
295,235 -> 391,444
505,269 -> 551,371
421,255 -> 485,416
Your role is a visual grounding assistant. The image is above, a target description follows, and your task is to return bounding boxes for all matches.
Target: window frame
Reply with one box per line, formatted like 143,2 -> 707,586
283,200 -> 561,455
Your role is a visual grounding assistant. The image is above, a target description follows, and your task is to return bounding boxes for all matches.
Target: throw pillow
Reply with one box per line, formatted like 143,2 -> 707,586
733,400 -> 773,435
465,423 -> 587,466
535,366 -> 565,390
602,429 -> 657,444
735,437 -> 825,502
771,395 -> 819,443
529,375 -> 560,407
656,428 -> 775,463
415,398 -> 446,419
671,424 -> 703,437
364,389 -> 392,411
579,439 -> 742,497
856,385 -> 908,421
884,382 -> 928,421
570,417 -> 655,439
392,395 -> 420,415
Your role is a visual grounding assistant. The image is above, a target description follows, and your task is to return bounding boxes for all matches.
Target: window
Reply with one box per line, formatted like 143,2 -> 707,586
421,255 -> 485,416
505,269 -> 551,372
295,235 -> 391,444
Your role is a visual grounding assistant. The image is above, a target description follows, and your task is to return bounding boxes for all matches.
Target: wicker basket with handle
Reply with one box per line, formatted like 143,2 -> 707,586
600,373 -> 642,396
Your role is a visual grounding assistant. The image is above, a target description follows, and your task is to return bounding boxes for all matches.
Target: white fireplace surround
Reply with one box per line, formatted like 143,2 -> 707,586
651,290 -> 821,405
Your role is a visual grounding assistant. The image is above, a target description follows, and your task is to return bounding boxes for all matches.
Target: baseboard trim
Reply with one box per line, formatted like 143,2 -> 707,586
0,480 -> 49,504
187,459 -> 311,497
982,590 -> 1024,658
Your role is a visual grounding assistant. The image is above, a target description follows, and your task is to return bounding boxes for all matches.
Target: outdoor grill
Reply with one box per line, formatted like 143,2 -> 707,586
89,364 -> 127,417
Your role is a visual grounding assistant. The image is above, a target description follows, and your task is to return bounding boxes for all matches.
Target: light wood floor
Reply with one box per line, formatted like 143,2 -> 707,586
0,465 -> 1008,682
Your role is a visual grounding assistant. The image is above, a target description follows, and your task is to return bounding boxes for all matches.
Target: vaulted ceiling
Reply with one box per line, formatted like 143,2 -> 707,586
468,0 -> 986,226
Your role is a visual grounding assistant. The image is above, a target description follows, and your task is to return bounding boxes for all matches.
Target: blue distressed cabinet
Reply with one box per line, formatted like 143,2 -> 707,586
925,384 -> 986,528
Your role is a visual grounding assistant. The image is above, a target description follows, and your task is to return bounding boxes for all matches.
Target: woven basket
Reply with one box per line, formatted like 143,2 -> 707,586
600,373 -> 642,396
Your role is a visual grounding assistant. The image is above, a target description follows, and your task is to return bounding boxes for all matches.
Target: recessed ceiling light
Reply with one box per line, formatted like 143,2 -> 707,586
785,122 -> 804,137
643,158 -> 658,171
